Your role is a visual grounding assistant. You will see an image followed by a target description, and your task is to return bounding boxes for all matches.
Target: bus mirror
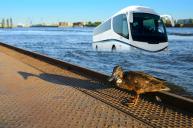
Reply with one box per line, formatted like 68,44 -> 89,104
129,12 -> 133,23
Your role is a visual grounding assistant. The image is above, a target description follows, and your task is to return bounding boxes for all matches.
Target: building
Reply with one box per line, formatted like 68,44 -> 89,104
73,22 -> 84,27
176,19 -> 193,27
177,19 -> 193,24
58,22 -> 73,27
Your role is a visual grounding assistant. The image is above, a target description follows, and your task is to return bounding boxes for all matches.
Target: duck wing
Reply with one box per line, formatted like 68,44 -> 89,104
127,71 -> 170,93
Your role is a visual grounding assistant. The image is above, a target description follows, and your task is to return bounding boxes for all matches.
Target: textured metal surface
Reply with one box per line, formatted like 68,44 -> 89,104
0,82 -> 149,128
0,48 -> 150,128
81,88 -> 193,128
0,43 -> 193,128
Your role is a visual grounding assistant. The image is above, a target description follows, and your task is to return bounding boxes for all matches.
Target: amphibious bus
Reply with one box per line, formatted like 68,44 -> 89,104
93,6 -> 168,52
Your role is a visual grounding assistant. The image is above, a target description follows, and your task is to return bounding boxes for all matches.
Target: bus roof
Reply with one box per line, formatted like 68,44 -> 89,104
113,6 -> 158,17
95,6 -> 159,31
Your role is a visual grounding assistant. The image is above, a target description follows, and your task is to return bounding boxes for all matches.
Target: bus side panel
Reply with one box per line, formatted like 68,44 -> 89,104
92,40 -> 132,52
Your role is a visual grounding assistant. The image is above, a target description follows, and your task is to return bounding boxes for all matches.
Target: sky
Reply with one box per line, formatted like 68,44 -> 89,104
0,0 -> 192,25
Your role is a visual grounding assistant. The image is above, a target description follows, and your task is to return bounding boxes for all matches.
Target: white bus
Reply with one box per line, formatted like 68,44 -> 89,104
93,6 -> 168,52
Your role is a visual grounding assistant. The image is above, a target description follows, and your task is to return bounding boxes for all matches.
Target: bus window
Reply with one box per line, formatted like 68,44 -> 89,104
94,19 -> 111,35
130,13 -> 167,43
113,14 -> 129,39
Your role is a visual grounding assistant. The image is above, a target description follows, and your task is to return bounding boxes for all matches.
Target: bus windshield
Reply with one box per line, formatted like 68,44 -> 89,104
130,13 -> 168,43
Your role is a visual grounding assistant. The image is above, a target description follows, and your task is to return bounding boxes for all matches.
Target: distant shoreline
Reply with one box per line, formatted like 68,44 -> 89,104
2,25 -> 193,28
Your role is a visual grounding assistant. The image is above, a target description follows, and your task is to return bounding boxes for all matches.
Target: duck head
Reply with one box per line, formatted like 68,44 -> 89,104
108,66 -> 124,84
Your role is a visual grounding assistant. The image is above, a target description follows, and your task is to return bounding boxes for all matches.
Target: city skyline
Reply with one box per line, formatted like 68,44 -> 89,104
0,0 -> 193,25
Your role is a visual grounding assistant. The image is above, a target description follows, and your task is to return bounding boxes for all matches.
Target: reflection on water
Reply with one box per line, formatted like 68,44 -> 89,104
0,27 -> 193,95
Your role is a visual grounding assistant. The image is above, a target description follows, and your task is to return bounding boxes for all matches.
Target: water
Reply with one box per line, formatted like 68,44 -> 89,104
0,27 -> 193,95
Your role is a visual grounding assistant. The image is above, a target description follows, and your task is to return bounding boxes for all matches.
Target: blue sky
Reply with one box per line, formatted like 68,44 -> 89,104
0,0 -> 192,24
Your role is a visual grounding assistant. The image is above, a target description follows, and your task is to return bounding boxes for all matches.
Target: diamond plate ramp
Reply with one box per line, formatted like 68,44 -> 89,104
0,43 -> 193,128
0,45 -> 151,128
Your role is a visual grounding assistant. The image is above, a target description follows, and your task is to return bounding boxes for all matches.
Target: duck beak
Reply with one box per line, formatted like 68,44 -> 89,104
108,75 -> 116,82
161,87 -> 170,91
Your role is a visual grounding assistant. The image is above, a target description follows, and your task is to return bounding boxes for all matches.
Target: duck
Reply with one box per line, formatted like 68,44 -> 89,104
108,66 -> 170,105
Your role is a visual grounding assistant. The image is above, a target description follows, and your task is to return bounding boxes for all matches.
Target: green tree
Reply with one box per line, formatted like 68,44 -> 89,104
6,19 -> 9,28
2,19 -> 5,28
10,18 -> 13,28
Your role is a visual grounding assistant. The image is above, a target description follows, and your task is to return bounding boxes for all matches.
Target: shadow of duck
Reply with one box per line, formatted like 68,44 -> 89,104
18,71 -> 109,90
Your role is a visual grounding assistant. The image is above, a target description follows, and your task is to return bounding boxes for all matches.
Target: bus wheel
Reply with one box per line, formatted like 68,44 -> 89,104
96,45 -> 98,51
112,45 -> 116,52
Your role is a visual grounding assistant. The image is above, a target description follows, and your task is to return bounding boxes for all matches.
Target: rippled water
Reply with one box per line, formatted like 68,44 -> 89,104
0,27 -> 193,95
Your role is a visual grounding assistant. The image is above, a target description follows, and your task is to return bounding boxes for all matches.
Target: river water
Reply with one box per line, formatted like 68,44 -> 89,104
0,27 -> 193,96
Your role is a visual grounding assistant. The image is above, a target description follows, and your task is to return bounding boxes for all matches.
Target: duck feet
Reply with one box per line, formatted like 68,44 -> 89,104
121,94 -> 140,106
121,96 -> 136,106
